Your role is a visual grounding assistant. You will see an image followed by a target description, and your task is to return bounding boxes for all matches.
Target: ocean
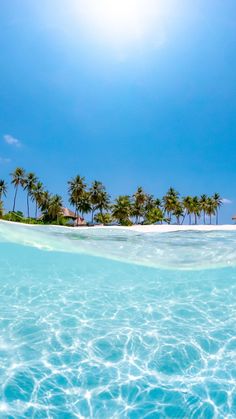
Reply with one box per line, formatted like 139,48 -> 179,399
0,221 -> 235,418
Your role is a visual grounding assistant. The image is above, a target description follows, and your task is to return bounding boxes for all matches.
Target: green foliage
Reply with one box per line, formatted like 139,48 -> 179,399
89,181 -> 110,222
94,212 -> 113,225
132,186 -> 147,223
144,207 -> 166,224
77,191 -> 92,216
68,175 -> 87,217
24,172 -> 38,218
55,217 -> 69,226
112,195 -> 132,225
10,167 -> 26,212
41,194 -> 63,223
1,166 -> 224,226
0,180 -> 7,201
3,211 -> 33,223
120,218 -> 133,226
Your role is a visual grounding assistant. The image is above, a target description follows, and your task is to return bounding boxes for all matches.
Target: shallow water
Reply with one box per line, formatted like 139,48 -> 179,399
0,222 -> 236,418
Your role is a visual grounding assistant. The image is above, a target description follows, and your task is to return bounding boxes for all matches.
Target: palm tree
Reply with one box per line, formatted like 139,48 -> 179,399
42,194 -> 63,223
68,175 -> 86,220
0,180 -> 7,201
0,200 -> 3,218
96,190 -> 110,215
212,193 -> 222,225
10,167 -> 26,212
206,197 -> 216,225
89,181 -> 105,223
112,195 -> 132,225
24,172 -> 38,218
39,190 -> 51,213
94,212 -> 112,225
77,191 -> 92,218
144,194 -> 156,212
145,207 -> 166,224
132,187 -> 147,224
173,201 -> 184,225
182,196 -> 193,225
200,194 -> 208,224
163,187 -> 180,223
192,196 -> 200,225
31,181 -> 44,218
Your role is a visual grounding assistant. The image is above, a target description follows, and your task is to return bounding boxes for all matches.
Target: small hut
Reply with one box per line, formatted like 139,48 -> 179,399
61,208 -> 87,226
61,207 -> 77,220
232,214 -> 236,223
74,216 -> 87,227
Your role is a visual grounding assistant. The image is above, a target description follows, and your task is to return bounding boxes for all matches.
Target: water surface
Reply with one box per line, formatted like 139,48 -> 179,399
0,222 -> 235,418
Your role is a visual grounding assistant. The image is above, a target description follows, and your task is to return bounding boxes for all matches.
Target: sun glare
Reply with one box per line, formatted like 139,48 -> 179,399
92,0 -> 143,38
77,0 -> 159,45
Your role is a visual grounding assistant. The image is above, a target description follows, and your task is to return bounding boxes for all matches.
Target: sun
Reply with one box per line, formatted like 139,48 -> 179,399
91,0 -> 142,38
77,0 -> 158,45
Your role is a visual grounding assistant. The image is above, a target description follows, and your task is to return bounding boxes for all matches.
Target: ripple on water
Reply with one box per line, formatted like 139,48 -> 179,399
0,229 -> 236,417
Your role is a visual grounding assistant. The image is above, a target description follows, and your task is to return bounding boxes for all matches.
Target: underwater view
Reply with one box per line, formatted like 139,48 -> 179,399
0,221 -> 236,418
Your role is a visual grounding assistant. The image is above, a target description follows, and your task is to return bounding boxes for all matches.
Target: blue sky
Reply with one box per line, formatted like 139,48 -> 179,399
0,0 -> 235,222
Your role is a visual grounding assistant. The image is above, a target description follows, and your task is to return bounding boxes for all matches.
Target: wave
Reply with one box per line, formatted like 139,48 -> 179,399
1,221 -> 236,270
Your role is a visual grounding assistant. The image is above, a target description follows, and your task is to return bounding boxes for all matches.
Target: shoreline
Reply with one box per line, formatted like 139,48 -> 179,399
1,219 -> 236,233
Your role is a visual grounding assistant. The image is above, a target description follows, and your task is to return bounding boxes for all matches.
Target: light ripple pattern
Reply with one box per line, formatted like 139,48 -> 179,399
0,223 -> 236,418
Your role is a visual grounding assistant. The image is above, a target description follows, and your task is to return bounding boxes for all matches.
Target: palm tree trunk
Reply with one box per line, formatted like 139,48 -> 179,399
91,208 -> 94,224
13,186 -> 18,212
76,208 -> 79,226
204,211 -> 206,225
216,210 -> 218,225
27,193 -> 30,218
189,214 -> 191,225
35,203 -> 38,219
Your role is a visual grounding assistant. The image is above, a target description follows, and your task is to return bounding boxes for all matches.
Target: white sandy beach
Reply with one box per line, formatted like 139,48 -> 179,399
128,224 -> 236,233
1,219 -> 236,233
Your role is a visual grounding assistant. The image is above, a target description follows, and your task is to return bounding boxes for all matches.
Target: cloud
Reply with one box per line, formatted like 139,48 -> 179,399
0,157 -> 11,164
3,134 -> 21,147
222,198 -> 232,204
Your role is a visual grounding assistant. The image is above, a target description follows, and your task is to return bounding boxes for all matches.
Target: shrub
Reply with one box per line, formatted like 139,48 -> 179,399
94,212 -> 113,225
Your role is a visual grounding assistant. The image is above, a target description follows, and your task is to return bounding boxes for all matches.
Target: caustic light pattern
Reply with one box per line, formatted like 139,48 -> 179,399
0,223 -> 236,417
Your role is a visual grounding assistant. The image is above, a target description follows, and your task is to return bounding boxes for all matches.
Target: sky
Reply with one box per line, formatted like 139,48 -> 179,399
0,0 -> 235,222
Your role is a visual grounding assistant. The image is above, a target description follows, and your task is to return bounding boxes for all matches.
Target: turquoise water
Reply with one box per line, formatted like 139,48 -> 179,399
0,222 -> 236,418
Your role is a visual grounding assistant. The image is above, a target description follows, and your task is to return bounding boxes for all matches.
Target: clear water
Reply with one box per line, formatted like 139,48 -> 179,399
0,222 -> 236,418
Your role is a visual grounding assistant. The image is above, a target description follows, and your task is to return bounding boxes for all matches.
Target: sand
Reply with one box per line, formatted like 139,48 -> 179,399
1,219 -> 236,233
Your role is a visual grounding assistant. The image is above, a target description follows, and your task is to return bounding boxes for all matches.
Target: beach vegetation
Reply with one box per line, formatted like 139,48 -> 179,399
132,186 -> 147,224
41,194 -> 63,223
212,193 -> 223,224
0,168 -> 224,226
0,201 -> 3,218
112,195 -> 133,225
144,207 -> 166,224
0,180 -> 7,202
31,181 -> 44,219
10,167 -> 26,212
89,181 -> 110,223
24,172 -> 38,218
163,187 -> 180,223
94,212 -> 113,225
68,175 -> 87,222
